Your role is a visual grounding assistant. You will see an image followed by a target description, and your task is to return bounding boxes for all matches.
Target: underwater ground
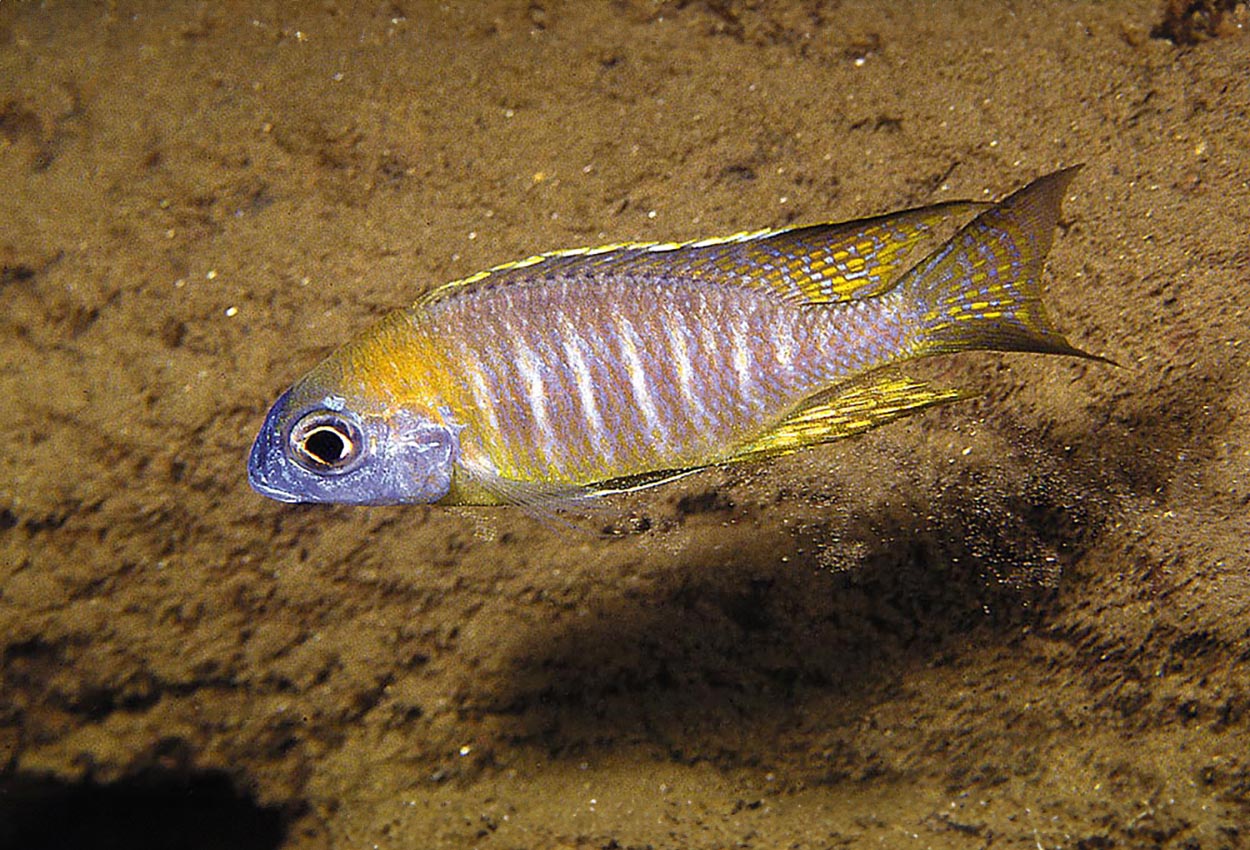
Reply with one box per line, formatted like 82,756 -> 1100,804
2,2 -> 1248,848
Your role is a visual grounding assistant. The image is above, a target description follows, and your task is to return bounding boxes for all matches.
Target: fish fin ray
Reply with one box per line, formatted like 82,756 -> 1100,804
905,166 -> 1110,362
470,477 -> 613,533
450,457 -> 609,518
417,202 -> 987,307
452,456 -> 714,524
726,372 -> 968,463
685,202 -> 987,304
583,467 -> 709,497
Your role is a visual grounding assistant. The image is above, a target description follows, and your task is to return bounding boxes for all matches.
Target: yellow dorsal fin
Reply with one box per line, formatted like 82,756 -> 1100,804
418,202 -> 987,308
727,373 -> 969,463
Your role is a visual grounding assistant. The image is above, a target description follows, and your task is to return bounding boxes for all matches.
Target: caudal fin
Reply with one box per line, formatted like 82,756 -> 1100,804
902,166 -> 1100,361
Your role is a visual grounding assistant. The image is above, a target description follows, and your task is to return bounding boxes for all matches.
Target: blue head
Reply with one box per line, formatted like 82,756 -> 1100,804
247,388 -> 462,505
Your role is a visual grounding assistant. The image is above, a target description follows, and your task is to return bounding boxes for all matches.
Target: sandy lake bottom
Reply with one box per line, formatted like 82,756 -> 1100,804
2,2 -> 1249,848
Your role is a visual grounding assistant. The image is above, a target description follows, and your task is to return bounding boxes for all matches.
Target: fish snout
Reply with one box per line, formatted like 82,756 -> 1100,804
247,391 -> 304,502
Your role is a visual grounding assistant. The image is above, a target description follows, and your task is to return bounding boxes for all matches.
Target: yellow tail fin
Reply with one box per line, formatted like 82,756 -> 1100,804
904,167 -> 1098,361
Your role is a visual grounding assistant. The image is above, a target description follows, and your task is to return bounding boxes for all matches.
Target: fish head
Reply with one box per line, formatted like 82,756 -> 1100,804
247,387 -> 461,505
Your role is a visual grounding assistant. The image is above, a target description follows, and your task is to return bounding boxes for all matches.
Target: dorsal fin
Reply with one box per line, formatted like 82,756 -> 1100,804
417,201 -> 987,308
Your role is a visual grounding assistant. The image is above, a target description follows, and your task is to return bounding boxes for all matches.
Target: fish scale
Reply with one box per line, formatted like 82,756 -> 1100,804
419,275 -> 905,485
248,167 -> 1103,508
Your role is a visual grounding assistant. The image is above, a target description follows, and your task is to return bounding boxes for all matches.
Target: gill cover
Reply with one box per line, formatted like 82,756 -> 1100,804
247,390 -> 460,505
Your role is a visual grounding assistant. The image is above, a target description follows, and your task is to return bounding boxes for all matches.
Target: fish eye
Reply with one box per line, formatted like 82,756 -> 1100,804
288,411 -> 365,474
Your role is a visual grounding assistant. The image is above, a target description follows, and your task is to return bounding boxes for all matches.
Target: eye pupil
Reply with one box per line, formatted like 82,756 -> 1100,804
304,427 -> 348,465
288,410 -> 364,474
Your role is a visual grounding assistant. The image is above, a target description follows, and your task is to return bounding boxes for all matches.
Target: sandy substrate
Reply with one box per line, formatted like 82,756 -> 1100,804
2,2 -> 1249,848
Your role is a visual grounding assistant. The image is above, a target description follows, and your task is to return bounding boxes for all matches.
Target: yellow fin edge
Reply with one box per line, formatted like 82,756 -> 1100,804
728,374 -> 969,463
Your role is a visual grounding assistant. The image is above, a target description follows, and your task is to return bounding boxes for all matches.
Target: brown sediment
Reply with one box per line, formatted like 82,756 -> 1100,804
2,2 -> 1249,848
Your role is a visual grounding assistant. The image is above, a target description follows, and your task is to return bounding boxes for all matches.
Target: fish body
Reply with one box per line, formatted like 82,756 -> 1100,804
248,167 -> 1095,508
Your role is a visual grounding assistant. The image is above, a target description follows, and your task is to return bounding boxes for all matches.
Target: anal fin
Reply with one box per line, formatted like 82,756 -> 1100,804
727,372 -> 968,463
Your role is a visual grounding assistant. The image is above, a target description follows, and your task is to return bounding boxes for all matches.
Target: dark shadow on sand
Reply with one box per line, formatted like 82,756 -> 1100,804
470,461 -> 1106,773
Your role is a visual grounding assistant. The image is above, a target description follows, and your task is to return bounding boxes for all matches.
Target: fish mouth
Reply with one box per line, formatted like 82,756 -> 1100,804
247,471 -> 303,503
247,390 -> 304,503
247,438 -> 302,502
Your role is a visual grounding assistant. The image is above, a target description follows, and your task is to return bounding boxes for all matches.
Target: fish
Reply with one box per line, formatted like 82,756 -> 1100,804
248,166 -> 1101,510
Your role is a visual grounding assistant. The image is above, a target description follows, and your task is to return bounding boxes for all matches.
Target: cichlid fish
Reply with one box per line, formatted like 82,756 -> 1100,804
248,167 -> 1099,510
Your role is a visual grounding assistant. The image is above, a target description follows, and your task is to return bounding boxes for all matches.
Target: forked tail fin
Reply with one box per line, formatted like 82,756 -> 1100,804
902,166 -> 1101,361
